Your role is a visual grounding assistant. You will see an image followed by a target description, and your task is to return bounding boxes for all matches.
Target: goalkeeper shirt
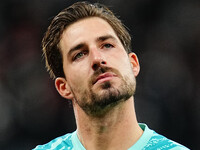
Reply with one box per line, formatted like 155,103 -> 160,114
33,123 -> 189,150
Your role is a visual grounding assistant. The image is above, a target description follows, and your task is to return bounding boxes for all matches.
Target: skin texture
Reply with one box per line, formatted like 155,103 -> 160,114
55,17 -> 142,150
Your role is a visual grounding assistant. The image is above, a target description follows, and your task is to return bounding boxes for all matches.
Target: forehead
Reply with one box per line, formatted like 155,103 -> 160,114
59,17 -> 120,52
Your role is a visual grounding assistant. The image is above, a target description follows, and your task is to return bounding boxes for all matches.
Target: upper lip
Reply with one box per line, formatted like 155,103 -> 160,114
93,72 -> 117,84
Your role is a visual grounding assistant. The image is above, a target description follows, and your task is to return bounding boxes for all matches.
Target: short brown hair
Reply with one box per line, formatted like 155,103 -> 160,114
42,1 -> 132,79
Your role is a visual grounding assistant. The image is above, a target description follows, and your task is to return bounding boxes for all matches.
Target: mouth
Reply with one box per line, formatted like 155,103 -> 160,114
93,72 -> 117,85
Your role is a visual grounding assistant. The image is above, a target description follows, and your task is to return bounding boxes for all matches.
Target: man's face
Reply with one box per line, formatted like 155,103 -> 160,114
58,17 -> 139,116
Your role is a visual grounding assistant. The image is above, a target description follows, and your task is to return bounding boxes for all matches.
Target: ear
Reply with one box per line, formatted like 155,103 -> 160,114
128,53 -> 140,77
55,77 -> 74,100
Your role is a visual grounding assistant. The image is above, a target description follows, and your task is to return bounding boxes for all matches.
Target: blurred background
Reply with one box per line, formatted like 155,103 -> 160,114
0,0 -> 199,149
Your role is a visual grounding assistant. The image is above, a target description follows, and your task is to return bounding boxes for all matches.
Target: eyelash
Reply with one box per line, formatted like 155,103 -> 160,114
72,43 -> 114,61
73,51 -> 88,61
102,43 -> 114,49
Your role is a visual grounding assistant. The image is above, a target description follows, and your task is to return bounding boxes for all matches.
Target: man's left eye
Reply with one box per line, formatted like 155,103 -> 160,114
103,44 -> 114,49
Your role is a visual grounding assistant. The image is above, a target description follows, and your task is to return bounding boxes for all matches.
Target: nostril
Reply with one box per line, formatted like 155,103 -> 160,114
101,61 -> 106,64
92,63 -> 98,70
92,60 -> 107,71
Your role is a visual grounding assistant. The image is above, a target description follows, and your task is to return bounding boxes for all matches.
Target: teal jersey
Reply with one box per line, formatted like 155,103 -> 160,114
33,124 -> 189,150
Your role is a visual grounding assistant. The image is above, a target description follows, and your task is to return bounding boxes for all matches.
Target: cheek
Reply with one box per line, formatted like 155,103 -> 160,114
66,67 -> 89,88
116,56 -> 133,77
111,51 -> 130,67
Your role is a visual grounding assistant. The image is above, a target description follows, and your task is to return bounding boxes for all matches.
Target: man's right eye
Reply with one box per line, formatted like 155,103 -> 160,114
73,51 -> 87,61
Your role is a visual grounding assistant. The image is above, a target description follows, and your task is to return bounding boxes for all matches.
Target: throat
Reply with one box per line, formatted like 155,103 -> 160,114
75,98 -> 143,150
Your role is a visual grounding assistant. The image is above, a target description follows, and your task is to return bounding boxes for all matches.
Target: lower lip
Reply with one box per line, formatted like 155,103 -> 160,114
95,76 -> 114,84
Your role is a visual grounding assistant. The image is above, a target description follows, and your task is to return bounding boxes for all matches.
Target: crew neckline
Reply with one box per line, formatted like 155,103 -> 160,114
71,123 -> 153,150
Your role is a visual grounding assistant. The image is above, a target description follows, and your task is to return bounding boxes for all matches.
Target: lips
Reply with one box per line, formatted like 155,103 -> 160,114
93,72 -> 117,85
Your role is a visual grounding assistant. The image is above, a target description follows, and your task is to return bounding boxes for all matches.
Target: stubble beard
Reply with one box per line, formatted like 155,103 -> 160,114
72,67 -> 136,117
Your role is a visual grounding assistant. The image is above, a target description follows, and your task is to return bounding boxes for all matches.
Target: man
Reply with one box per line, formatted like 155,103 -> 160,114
34,2 -> 189,150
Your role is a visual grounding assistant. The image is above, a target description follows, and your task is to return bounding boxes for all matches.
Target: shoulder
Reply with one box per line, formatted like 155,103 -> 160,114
33,132 -> 74,150
135,124 -> 190,150
143,130 -> 190,150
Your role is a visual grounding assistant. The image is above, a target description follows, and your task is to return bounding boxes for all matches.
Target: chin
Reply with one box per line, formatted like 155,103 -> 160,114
100,81 -> 112,89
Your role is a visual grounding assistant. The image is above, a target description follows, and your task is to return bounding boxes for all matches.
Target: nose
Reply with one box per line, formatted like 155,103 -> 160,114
90,48 -> 107,71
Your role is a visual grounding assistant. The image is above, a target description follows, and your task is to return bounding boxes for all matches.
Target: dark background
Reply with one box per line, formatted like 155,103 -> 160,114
0,0 -> 199,149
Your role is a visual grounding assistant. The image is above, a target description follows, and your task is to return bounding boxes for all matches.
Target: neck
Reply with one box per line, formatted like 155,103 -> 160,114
73,97 -> 143,150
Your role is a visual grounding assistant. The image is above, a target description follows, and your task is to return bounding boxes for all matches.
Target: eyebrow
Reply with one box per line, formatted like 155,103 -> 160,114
68,43 -> 86,58
67,34 -> 117,57
96,35 -> 117,42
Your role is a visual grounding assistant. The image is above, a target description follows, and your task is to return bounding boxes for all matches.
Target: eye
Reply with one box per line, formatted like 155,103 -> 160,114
73,51 -> 87,61
103,43 -> 114,49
